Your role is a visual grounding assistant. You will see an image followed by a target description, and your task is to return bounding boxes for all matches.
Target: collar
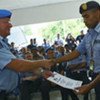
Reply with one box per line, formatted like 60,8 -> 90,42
88,22 -> 100,34
94,22 -> 100,33
0,36 -> 3,40
0,36 -> 8,43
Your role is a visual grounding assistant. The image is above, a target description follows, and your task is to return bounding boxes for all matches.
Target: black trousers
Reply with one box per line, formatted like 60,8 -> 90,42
19,78 -> 41,100
40,78 -> 60,100
70,71 -> 90,100
60,69 -> 79,100
0,91 -> 9,100
39,78 -> 51,100
63,70 -> 90,100
60,87 -> 79,100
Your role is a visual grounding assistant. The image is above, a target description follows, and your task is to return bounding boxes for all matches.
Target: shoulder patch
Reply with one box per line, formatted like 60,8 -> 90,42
0,42 -> 3,49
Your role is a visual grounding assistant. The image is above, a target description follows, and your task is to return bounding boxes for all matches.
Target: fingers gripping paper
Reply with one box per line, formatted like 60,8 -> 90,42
47,72 -> 82,90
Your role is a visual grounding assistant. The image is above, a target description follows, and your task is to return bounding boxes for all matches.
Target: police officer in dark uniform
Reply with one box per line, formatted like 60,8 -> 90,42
55,1 -> 100,100
0,9 -> 54,100
76,30 -> 85,44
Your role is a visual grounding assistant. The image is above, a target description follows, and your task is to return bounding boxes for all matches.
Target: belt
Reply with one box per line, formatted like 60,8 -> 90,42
72,70 -> 87,74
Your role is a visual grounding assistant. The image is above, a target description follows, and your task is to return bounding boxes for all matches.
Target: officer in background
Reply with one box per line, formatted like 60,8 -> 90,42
0,9 -> 54,100
76,30 -> 85,44
55,1 -> 100,100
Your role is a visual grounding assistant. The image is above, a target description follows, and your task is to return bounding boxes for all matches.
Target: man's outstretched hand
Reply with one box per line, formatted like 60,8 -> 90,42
74,84 -> 91,95
42,70 -> 54,79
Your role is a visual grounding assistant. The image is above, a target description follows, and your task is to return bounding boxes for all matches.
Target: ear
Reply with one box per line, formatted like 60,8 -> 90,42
97,9 -> 100,18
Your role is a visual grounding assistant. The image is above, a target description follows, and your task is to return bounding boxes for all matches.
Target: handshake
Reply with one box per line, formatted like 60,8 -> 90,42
42,59 -> 57,70
37,59 -> 57,78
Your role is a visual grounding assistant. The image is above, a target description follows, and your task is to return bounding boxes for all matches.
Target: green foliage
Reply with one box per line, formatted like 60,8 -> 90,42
22,25 -> 33,35
40,18 -> 86,41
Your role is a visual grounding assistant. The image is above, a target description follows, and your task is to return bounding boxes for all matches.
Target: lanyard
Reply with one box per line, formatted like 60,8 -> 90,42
89,30 -> 98,70
90,31 -> 98,60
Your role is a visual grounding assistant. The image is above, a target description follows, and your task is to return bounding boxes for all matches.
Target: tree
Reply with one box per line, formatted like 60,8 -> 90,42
40,18 -> 86,44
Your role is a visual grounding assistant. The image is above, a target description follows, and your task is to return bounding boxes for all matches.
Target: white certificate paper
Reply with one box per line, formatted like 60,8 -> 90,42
47,72 -> 82,90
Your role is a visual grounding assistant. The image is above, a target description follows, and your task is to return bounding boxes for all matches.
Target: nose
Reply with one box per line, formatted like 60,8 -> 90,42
83,17 -> 88,23
9,23 -> 12,27
9,22 -> 12,28
83,18 -> 87,25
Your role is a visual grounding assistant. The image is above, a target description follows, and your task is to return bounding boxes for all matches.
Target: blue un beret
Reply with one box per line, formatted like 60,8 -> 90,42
0,9 -> 12,18
79,1 -> 100,14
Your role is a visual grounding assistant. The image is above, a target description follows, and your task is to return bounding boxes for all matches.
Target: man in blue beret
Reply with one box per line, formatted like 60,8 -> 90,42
55,1 -> 100,100
0,9 -> 54,100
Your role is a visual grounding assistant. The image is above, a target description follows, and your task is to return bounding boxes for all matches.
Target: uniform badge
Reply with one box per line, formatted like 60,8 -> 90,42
81,3 -> 87,10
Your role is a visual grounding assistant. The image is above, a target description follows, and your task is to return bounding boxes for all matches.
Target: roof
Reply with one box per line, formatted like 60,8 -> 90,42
0,0 -> 99,26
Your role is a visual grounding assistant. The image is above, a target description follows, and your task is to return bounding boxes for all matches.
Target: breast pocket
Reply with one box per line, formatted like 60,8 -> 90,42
93,40 -> 100,57
85,40 -> 91,54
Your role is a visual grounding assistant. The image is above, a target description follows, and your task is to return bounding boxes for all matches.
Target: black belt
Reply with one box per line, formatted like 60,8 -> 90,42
72,70 -> 87,74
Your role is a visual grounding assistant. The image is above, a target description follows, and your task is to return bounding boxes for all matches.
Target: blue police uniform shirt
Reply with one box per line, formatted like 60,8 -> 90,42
42,43 -> 50,52
76,23 -> 100,73
0,36 -> 19,92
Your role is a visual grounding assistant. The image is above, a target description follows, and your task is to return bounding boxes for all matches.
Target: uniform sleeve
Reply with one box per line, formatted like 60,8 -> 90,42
0,48 -> 16,70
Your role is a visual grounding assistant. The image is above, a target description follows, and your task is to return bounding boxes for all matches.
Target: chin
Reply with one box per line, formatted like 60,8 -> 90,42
8,32 -> 10,35
85,24 -> 92,29
6,33 -> 10,37
85,25 -> 90,29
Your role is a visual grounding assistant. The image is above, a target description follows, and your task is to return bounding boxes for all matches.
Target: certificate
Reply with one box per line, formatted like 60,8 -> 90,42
47,72 -> 82,90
